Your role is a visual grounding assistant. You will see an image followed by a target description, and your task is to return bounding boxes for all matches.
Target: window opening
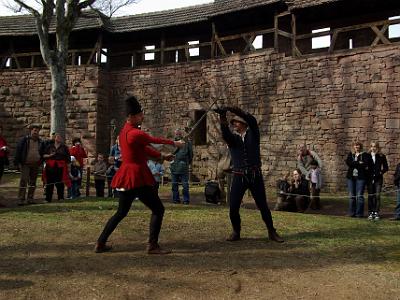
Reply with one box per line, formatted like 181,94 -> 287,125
252,35 -> 263,50
188,40 -> 199,57
144,45 -> 155,61
312,27 -> 331,49
389,16 -> 400,39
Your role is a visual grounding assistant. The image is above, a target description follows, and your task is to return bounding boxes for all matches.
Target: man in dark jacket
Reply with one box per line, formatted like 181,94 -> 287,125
14,125 -> 42,205
170,129 -> 193,204
214,106 -> 283,243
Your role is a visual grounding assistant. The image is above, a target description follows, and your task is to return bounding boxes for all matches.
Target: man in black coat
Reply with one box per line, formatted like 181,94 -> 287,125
214,106 -> 283,243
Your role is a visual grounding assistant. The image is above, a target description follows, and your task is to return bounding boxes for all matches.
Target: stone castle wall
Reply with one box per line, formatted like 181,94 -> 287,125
107,45 -> 400,191
1,45 -> 400,190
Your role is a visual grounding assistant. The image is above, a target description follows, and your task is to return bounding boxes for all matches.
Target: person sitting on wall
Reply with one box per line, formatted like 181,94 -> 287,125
274,171 -> 292,211
286,169 -> 310,213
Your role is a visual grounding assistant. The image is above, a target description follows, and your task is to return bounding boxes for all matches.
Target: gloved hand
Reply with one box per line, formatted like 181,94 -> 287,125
213,107 -> 227,116
226,106 -> 244,115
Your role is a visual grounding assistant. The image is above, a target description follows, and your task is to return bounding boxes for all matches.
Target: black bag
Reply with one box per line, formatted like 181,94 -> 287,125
204,181 -> 221,204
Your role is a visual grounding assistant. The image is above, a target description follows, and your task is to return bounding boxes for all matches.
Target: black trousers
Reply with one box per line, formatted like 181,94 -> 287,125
95,179 -> 105,197
45,166 -> 64,202
97,186 -> 165,245
229,172 -> 274,234
367,179 -> 383,213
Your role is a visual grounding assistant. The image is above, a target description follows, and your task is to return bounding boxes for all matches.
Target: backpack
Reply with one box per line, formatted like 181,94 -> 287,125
204,181 -> 221,204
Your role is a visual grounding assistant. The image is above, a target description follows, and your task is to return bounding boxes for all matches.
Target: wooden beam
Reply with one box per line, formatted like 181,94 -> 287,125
274,14 -> 279,51
328,29 -> 340,53
30,55 -> 35,68
243,34 -> 256,52
86,40 -> 100,65
371,24 -> 390,46
160,32 -> 165,65
96,33 -> 103,65
211,22 -> 216,58
291,13 -> 298,57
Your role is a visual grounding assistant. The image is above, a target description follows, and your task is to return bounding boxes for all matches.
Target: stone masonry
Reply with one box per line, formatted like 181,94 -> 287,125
1,44 -> 400,191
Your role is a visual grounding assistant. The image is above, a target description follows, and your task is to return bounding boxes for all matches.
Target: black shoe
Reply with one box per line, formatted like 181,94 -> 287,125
172,200 -> 181,204
226,232 -> 241,242
94,242 -> 112,253
268,229 -> 284,243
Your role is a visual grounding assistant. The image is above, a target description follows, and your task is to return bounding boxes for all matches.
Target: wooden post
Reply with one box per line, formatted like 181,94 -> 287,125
274,14 -> 279,51
86,166 -> 91,197
160,32 -> 165,65
291,13 -> 297,57
96,33 -> 103,65
211,22 -> 216,58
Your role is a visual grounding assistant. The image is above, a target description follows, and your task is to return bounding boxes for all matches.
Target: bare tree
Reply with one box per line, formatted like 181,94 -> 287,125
2,0 -> 136,138
92,0 -> 139,17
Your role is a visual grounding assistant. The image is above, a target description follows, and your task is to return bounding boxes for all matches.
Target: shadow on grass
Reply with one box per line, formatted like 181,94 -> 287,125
0,225 -> 399,279
0,279 -> 34,290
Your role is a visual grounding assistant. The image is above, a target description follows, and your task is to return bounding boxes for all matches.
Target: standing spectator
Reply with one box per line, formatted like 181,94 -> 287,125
148,158 -> 164,191
345,141 -> 373,218
14,125 -> 42,205
390,162 -> 400,221
42,133 -> 71,202
287,169 -> 310,213
110,137 -> 122,168
68,156 -> 81,199
0,125 -> 9,183
170,129 -> 193,204
309,160 -> 322,210
106,156 -> 118,198
69,137 -> 87,197
214,106 -> 283,243
367,142 -> 388,220
93,153 -> 107,197
297,144 -> 323,180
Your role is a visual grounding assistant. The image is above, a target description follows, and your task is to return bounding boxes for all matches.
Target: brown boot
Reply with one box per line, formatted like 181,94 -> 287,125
147,243 -> 172,255
268,229 -> 284,243
94,242 -> 112,253
226,232 -> 241,242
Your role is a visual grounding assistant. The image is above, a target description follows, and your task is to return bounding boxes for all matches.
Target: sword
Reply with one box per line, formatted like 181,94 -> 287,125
182,97 -> 219,141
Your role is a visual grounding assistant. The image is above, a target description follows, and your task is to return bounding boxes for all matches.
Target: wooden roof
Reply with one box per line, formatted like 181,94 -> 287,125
0,10 -> 108,36
0,0 -> 349,37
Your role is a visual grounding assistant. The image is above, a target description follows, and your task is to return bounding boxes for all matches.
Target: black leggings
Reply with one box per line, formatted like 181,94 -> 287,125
229,173 -> 274,234
98,186 -> 165,244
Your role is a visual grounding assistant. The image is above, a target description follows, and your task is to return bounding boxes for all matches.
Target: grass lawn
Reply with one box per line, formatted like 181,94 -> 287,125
0,191 -> 399,299
0,173 -> 399,299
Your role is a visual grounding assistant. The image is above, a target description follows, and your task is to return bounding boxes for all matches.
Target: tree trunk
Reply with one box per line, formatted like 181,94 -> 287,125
50,61 -> 67,139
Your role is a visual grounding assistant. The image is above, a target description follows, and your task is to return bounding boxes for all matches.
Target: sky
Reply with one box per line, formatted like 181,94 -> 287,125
0,0 -> 214,16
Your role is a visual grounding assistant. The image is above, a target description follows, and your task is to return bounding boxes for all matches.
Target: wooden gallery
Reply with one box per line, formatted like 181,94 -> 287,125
0,0 -> 399,190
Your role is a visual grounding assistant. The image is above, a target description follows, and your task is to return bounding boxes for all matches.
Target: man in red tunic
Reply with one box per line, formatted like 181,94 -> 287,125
95,96 -> 184,254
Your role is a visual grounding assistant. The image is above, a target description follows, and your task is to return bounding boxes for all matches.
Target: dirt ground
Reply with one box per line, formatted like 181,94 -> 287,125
0,175 -> 399,300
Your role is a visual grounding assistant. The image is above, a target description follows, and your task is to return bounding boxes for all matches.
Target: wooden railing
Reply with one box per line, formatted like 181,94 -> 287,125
1,15 -> 400,70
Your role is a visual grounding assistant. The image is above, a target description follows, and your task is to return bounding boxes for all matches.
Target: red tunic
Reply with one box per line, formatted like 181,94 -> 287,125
111,122 -> 175,189
0,136 -> 7,158
69,145 -> 87,167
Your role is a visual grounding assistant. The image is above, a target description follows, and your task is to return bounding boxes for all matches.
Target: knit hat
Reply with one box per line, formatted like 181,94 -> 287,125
125,96 -> 143,116
230,115 -> 247,125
